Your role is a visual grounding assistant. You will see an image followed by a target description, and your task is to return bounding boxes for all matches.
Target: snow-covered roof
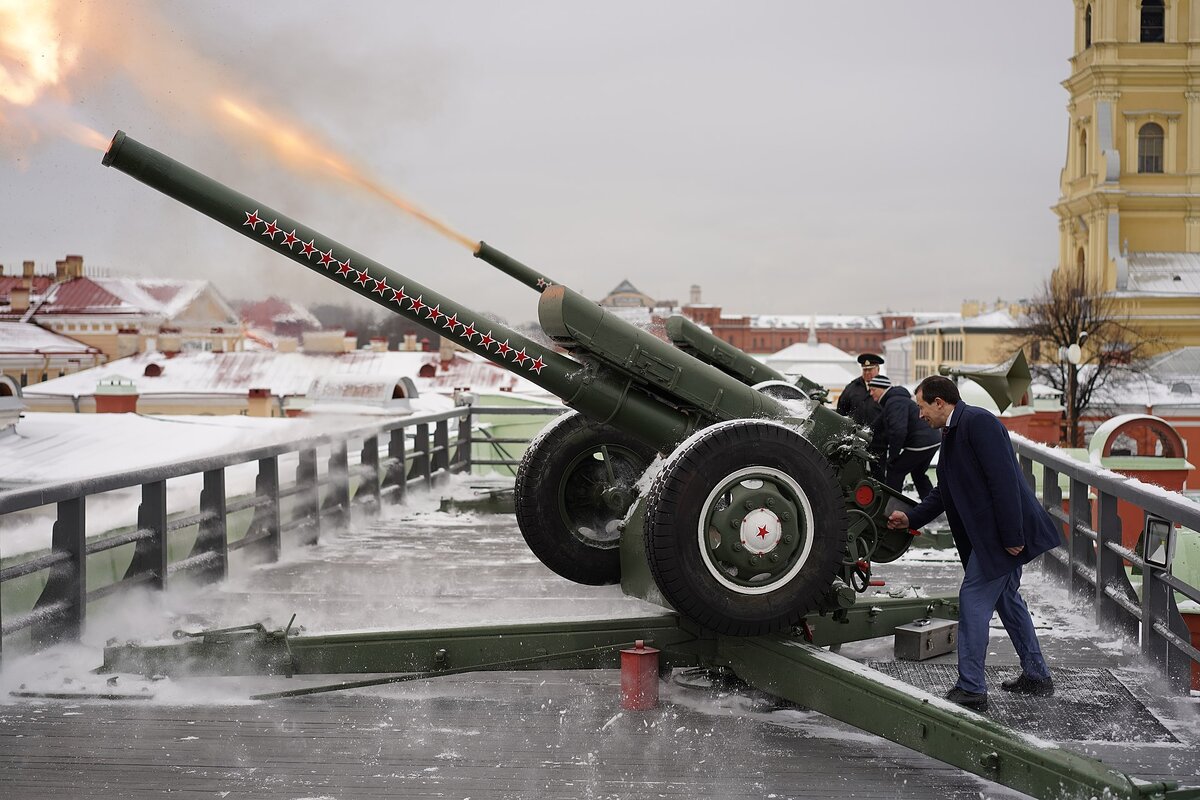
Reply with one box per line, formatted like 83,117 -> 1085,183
909,309 -> 1021,333
0,412 -> 372,488
766,339 -> 859,365
22,349 -> 545,399
1144,346 -> 1200,382
750,314 -> 882,330
0,322 -> 101,353
610,279 -> 643,294
1122,252 -> 1200,295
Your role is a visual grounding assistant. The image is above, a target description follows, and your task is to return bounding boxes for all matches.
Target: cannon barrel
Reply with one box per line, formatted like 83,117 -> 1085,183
102,130 -> 701,451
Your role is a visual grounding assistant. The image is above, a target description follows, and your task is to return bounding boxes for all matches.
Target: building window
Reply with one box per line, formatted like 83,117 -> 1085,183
1078,129 -> 1088,176
1138,122 -> 1164,173
1141,0 -> 1165,42
1084,4 -> 1092,48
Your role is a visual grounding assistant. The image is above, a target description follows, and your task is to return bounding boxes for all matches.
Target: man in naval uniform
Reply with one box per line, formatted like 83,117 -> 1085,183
837,353 -> 886,474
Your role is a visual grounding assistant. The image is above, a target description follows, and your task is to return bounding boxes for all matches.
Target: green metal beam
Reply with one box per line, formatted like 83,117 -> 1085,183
718,636 -> 1199,800
101,614 -> 700,677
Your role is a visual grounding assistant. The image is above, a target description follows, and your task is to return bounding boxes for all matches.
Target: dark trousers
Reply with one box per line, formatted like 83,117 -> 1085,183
884,447 -> 937,499
956,559 -> 1050,694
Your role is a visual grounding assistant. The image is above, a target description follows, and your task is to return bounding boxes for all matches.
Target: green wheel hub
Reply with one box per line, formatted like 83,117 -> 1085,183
558,443 -> 647,547
698,466 -> 815,593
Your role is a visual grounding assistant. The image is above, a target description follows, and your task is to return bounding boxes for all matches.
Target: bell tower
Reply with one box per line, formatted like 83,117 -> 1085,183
1053,0 -> 1200,346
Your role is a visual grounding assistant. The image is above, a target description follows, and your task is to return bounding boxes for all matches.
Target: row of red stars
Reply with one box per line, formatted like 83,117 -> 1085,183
243,210 -> 547,375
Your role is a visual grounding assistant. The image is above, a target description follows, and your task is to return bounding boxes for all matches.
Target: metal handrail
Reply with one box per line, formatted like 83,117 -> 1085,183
1013,433 -> 1200,692
0,405 -> 485,658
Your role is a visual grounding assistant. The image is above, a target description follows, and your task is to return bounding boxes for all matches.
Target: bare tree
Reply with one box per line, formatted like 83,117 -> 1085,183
1007,269 -> 1159,447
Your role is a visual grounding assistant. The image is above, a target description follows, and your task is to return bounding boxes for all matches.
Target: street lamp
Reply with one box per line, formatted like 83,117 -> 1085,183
1057,331 -> 1088,446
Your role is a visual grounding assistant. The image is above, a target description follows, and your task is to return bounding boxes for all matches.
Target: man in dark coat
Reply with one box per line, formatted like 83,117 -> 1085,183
838,353 -> 886,475
887,375 -> 1060,712
867,375 -> 939,499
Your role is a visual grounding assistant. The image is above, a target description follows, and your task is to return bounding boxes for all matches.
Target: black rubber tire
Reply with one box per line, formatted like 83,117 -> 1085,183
515,412 -> 657,586
643,420 -> 848,636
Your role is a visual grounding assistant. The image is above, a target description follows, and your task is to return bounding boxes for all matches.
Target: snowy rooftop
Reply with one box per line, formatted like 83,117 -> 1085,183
909,309 -> 1021,333
0,322 -> 101,354
22,349 -> 546,399
1122,252 -> 1200,296
0,412 -> 370,487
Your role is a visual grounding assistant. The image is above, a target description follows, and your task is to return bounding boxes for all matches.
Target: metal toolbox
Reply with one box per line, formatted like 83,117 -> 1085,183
894,617 -> 958,661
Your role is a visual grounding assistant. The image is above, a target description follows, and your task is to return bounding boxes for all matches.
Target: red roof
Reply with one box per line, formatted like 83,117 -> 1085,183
38,278 -> 135,315
0,276 -> 54,301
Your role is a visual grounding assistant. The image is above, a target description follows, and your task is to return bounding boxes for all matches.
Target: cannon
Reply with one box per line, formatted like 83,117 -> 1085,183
102,131 -> 915,637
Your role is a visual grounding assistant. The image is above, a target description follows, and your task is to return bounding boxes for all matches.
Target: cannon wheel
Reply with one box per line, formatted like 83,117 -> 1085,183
515,412 -> 657,585
642,419 -> 847,636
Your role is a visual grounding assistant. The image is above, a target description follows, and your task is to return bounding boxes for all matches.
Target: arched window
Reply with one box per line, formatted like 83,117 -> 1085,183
1079,129 -> 1088,176
1141,0 -> 1165,42
1077,247 -> 1086,272
1138,122 -> 1164,173
1084,4 -> 1092,48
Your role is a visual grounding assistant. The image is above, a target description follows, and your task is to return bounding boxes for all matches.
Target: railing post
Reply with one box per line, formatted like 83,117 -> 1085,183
130,480 -> 168,590
297,448 -> 321,546
1068,477 -> 1095,601
1041,465 -> 1066,581
455,407 -> 473,474
1095,490 -> 1137,638
359,435 -> 382,510
30,497 -> 86,647
410,423 -> 432,489
385,426 -> 408,505
253,456 -> 281,561
325,442 -> 351,529
195,468 -> 228,582
1018,453 -> 1035,492
433,420 -> 450,483
1141,558 -> 1192,692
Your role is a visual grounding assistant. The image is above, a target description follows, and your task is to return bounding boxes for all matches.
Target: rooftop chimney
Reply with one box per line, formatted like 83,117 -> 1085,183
10,286 -> 30,313
65,254 -> 84,280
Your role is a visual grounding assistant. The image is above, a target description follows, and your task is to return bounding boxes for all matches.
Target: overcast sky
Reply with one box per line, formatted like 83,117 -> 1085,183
1,1 -> 1075,324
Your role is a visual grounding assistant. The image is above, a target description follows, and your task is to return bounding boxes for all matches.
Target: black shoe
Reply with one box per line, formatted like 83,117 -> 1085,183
944,686 -> 989,712
1000,674 -> 1054,697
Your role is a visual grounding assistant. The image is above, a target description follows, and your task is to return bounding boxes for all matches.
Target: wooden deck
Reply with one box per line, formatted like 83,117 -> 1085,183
1,490 -> 1197,799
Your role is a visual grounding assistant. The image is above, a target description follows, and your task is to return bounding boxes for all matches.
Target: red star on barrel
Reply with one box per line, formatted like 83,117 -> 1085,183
530,356 -> 546,374
319,250 -> 336,268
282,230 -> 299,248
262,220 -> 280,239
243,210 -> 261,229
495,340 -> 512,357
460,323 -> 477,341
391,286 -> 407,305
372,276 -> 389,295
513,348 -> 529,366
409,296 -> 426,314
354,269 -> 371,286
300,240 -> 316,258
335,259 -> 352,277
757,525 -> 770,539
479,331 -> 495,349
536,277 -> 548,289
442,313 -> 459,330
426,304 -> 444,324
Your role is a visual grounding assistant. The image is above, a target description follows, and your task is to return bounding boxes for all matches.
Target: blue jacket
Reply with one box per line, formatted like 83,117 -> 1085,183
876,386 -> 941,466
905,403 -> 1061,581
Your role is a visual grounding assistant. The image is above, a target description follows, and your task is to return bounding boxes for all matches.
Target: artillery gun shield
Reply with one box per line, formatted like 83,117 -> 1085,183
515,412 -> 657,585
643,419 -> 847,635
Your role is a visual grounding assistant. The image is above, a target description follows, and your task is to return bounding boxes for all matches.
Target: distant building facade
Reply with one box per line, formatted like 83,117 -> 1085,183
0,255 -> 243,361
1056,0 -> 1200,349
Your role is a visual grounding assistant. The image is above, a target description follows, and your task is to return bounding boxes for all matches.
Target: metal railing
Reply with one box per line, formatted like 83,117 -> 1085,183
0,406 -> 479,660
1013,435 -> 1200,691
